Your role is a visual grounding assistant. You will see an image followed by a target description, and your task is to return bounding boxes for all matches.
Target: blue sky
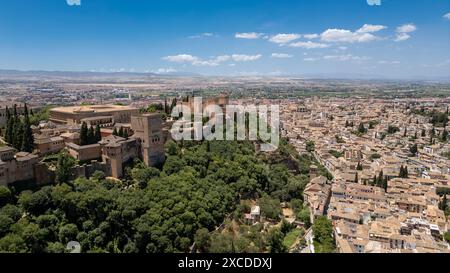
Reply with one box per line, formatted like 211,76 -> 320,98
0,0 -> 449,78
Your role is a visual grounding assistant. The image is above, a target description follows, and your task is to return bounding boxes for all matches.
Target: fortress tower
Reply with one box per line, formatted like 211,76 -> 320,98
103,143 -> 124,178
131,113 -> 165,167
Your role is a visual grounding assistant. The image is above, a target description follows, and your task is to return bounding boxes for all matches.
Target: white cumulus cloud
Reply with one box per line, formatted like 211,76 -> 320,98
320,28 -> 378,43
395,23 -> 416,42
394,33 -> 411,42
303,34 -> 319,39
444,13 -> 450,20
235,32 -> 264,39
357,24 -> 387,33
289,41 -> 330,49
231,54 -> 262,62
152,68 -> 178,74
269,33 -> 301,44
323,54 -> 370,62
163,54 -> 199,63
271,53 -> 293,58
66,0 -> 81,6
396,24 -> 417,33
189,33 -> 215,39
163,54 -> 261,66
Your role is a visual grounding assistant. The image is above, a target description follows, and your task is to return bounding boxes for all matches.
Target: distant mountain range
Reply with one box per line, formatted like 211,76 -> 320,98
0,69 -> 448,83
0,69 -> 201,78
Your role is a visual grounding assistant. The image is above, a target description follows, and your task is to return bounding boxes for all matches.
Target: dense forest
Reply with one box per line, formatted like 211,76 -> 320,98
0,138 -> 329,253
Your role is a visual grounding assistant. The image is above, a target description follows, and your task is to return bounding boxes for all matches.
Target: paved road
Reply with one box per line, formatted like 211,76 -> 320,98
299,228 -> 315,253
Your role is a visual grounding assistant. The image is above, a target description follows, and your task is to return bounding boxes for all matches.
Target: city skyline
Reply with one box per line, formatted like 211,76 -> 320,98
0,0 -> 449,79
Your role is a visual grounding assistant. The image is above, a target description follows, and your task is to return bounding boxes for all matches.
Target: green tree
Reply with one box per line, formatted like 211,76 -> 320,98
46,242 -> 67,253
377,170 -> 384,187
4,106 -> 13,144
131,166 -> 160,189
163,156 -> 185,175
387,125 -> 400,134
409,144 -> 418,156
12,117 -> 23,150
431,127 -> 436,137
0,186 -> 12,207
259,196 -> 281,220
297,206 -> 311,228
356,162 -> 363,171
55,152 -> 76,184
0,233 -> 27,253
358,123 -> 367,134
194,228 -> 210,252
306,141 -> 315,153
439,194 -> 448,212
21,103 -> 34,153
0,215 -> 14,236
445,233 -> 450,244
280,220 -> 293,235
0,204 -> 22,222
165,140 -> 179,156
95,124 -> 102,142
170,97 -> 178,113
312,216 -> 335,253
80,122 -> 88,145
112,127 -> 118,136
441,129 -> 448,142
59,224 -> 79,244
267,228 -> 287,253
87,126 -> 95,144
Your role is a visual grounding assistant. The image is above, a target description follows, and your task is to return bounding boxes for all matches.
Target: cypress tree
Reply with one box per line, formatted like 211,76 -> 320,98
87,126 -> 95,144
112,127 -> 118,136
12,118 -> 23,150
123,130 -> 129,139
95,124 -> 102,142
399,166 -> 404,178
440,194 -> 448,211
21,103 -> 34,153
118,127 -> 124,137
358,123 -> 367,134
354,172 -> 359,183
164,97 -> 169,114
170,98 -> 177,112
4,107 -> 12,144
6,105 -> 17,145
377,170 -> 384,187
357,162 -> 363,171
409,144 -> 418,156
13,104 -> 17,117
80,122 -> 88,145
383,176 -> 388,191
441,129 -> 448,142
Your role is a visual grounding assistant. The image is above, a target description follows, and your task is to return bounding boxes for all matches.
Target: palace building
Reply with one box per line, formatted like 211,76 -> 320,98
49,104 -> 139,125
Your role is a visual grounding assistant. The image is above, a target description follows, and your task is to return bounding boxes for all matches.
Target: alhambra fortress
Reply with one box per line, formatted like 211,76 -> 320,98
0,95 -> 229,187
